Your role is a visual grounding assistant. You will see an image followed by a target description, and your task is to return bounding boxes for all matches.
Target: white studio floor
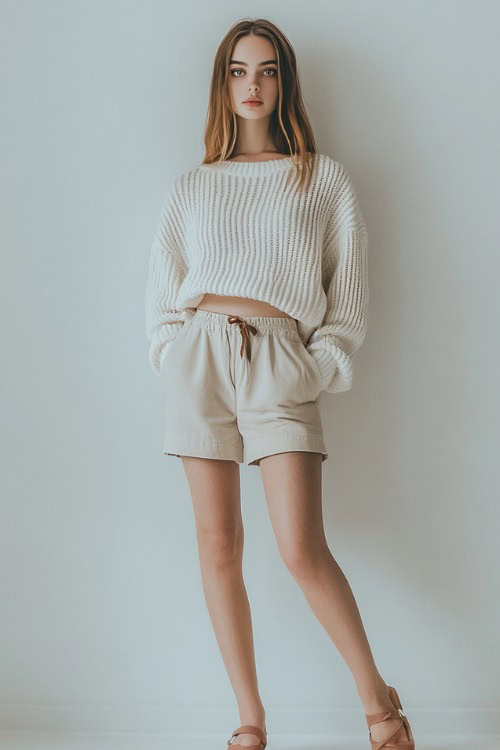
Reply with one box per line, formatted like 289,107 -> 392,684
0,734 -> 499,750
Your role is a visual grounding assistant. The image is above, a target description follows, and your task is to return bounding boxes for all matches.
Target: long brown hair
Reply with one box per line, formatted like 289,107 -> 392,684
203,18 -> 319,192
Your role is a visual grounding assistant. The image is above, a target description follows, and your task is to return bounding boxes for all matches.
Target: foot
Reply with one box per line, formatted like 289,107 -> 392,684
364,685 -> 408,745
368,713 -> 407,744
229,722 -> 266,747
230,734 -> 264,747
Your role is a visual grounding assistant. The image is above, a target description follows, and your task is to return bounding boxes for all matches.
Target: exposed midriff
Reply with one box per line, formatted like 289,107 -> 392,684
196,294 -> 293,319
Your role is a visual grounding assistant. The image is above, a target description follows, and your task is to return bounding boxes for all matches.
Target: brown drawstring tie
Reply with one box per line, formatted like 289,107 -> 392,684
227,315 -> 258,362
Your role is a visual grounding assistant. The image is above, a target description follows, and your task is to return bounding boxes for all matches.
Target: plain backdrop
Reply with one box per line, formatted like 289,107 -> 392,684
1,0 -> 499,741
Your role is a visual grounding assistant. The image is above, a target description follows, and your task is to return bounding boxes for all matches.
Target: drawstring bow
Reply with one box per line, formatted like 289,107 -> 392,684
227,316 -> 258,361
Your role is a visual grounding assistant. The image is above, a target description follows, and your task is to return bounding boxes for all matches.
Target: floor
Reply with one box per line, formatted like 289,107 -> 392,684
0,734 -> 498,750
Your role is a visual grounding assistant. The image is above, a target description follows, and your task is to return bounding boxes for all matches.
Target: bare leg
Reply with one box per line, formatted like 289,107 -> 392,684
258,450 -> 407,745
181,456 -> 266,747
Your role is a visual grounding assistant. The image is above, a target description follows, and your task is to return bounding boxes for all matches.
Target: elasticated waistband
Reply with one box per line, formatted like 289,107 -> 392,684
190,308 -> 301,338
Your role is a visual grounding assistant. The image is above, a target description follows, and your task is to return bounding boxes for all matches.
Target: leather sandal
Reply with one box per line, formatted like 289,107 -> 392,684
365,685 -> 415,749
227,724 -> 267,749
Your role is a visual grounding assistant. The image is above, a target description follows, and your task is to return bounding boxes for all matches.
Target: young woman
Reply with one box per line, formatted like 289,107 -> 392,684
145,18 -> 415,750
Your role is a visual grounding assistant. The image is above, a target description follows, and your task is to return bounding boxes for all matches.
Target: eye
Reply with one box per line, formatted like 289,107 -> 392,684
230,68 -> 277,77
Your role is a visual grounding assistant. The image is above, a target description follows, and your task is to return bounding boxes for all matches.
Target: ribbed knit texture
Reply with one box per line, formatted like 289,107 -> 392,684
145,153 -> 368,394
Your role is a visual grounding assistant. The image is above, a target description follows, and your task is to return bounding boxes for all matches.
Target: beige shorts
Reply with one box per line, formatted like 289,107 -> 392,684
160,309 -> 328,467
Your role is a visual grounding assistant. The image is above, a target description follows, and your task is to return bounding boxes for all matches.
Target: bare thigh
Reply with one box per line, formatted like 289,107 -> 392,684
181,456 -> 244,552
258,451 -> 328,569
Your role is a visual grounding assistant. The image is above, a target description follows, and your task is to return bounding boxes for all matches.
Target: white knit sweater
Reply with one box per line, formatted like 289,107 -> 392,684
145,153 -> 368,394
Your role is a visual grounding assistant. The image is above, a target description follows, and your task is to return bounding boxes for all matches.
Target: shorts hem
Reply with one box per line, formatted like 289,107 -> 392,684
245,432 -> 328,467
163,433 -> 243,463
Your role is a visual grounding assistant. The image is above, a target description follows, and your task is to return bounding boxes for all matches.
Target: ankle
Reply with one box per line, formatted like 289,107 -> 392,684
358,680 -> 393,713
237,713 -> 267,731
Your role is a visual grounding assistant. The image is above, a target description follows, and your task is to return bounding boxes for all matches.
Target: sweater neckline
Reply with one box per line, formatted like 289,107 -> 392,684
198,155 -> 296,176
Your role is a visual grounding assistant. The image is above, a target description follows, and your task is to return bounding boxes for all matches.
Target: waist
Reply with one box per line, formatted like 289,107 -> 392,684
195,294 -> 294,319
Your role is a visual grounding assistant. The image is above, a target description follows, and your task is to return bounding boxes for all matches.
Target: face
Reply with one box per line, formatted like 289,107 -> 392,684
228,34 -> 279,119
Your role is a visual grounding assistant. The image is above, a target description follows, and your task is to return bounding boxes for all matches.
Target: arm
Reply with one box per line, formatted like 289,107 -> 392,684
306,164 -> 369,393
145,183 -> 189,375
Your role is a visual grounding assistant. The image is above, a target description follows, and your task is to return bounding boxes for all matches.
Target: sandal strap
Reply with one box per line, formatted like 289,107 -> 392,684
365,709 -> 403,726
228,724 -> 267,748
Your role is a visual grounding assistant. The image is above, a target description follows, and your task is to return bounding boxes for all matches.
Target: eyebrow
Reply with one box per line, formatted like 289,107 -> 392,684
229,59 -> 277,66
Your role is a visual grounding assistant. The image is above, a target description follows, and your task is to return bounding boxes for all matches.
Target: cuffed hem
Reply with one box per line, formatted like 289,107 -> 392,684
149,320 -> 186,375
163,433 -> 244,463
306,346 -> 338,392
245,431 -> 328,467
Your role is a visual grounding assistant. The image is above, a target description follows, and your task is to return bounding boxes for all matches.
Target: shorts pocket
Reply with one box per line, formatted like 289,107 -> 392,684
291,337 -> 321,396
301,345 -> 322,389
160,320 -> 192,374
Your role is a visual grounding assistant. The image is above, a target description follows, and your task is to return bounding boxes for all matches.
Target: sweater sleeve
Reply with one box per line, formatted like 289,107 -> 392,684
145,182 -> 190,375
305,164 -> 369,394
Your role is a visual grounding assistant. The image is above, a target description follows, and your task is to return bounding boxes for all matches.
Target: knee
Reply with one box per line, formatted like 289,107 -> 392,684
196,524 -> 243,570
278,538 -> 330,578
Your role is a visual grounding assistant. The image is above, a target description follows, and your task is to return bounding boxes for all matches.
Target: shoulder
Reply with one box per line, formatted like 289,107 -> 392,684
168,164 -> 201,193
158,163 -> 202,211
316,154 -> 361,199
313,153 -> 356,190
315,155 -> 366,232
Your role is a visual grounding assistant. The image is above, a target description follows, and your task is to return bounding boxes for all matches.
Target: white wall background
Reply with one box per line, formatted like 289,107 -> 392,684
1,0 -> 499,742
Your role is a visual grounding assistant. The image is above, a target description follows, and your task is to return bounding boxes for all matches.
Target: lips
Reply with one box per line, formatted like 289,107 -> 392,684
244,99 -> 262,104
